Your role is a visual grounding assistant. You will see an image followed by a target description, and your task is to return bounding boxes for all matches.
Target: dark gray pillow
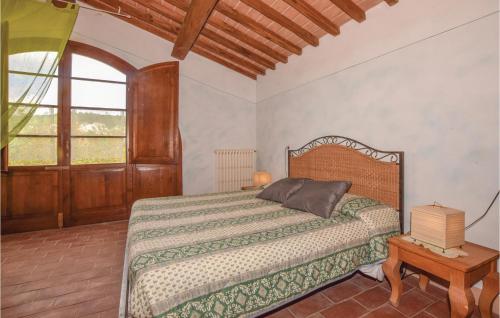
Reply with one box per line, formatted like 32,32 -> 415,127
256,178 -> 309,203
283,180 -> 352,218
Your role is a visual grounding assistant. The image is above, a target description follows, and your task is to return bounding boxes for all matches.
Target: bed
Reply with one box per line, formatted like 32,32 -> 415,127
120,135 -> 404,318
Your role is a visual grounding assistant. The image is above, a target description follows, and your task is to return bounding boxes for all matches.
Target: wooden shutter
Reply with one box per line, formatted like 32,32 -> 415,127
130,62 -> 179,164
130,62 -> 182,200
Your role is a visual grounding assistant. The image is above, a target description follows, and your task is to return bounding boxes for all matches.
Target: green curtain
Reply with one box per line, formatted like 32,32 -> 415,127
1,0 -> 79,148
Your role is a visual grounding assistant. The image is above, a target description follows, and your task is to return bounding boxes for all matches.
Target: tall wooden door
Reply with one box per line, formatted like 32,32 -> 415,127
62,43 -> 134,227
130,62 -> 182,201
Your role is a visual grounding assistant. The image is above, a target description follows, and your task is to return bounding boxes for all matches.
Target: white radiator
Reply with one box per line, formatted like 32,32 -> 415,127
215,149 -> 256,192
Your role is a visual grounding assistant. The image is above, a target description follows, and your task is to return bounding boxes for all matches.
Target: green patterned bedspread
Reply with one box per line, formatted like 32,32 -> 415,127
125,190 -> 400,318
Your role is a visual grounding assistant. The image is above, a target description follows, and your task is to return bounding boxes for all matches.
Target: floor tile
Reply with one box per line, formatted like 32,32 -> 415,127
263,308 -> 295,318
321,299 -> 367,318
394,289 -> 434,316
350,274 -> 380,289
411,311 -> 435,318
361,304 -> 406,318
353,286 -> 391,309
423,283 -> 449,301
323,281 -> 364,303
424,301 -> 450,317
288,292 -> 332,318
381,278 -> 415,295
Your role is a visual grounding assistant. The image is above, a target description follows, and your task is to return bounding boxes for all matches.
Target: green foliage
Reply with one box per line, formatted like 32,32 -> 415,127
71,110 -> 126,136
9,137 -> 57,166
71,137 -> 126,165
9,110 -> 126,166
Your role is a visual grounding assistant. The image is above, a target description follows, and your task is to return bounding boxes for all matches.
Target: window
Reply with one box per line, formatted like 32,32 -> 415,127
8,52 -> 59,166
7,44 -> 130,167
70,54 -> 127,165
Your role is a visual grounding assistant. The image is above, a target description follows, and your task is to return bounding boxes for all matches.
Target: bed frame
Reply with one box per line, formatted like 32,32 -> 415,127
287,135 -> 404,232
120,135 -> 404,318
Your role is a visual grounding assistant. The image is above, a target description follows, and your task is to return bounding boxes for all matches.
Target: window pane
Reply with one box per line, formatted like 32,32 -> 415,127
9,51 -> 59,75
71,109 -> 125,136
71,138 -> 126,164
8,137 -> 57,166
10,107 -> 57,135
9,74 -> 58,105
71,79 -> 125,109
72,54 -> 126,82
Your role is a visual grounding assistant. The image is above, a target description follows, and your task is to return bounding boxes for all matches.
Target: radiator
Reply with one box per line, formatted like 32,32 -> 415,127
215,149 -> 256,192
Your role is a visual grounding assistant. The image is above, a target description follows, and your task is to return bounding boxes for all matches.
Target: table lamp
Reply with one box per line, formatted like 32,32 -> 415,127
410,204 -> 465,249
253,171 -> 272,187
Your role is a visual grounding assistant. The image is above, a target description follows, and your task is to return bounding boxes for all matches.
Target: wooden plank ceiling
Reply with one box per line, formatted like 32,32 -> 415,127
80,0 -> 399,79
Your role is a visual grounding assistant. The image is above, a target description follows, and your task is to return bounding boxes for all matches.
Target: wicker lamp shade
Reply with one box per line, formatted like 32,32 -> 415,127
253,171 -> 272,187
410,205 -> 465,249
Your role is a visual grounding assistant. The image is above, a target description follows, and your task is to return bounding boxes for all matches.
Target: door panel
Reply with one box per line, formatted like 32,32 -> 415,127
68,165 -> 127,225
131,62 -> 179,164
2,169 -> 60,233
133,164 -> 179,201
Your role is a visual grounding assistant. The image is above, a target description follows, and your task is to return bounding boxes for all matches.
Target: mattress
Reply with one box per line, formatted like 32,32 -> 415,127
122,190 -> 400,318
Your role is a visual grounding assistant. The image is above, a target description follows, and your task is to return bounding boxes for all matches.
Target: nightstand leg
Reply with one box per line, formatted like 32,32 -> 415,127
383,244 -> 402,306
449,270 -> 474,318
479,269 -> 499,318
418,274 -> 429,291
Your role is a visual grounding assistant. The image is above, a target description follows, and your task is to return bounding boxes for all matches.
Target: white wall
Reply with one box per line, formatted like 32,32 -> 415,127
180,80 -> 255,194
256,0 -> 499,252
70,8 -> 256,195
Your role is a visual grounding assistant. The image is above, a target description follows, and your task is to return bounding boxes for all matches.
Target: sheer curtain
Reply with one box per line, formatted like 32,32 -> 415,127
1,0 -> 79,148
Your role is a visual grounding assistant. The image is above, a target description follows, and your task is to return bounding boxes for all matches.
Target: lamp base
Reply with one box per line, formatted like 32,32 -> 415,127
241,185 -> 264,191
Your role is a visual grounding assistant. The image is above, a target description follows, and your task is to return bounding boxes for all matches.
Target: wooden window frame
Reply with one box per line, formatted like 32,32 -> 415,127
5,41 -> 137,168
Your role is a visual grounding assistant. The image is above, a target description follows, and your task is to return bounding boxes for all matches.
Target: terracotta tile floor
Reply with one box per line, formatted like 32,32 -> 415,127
1,221 -> 497,318
1,221 -> 127,318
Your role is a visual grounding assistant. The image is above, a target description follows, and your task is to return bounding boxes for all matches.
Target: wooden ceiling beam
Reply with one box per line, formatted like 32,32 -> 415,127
81,0 -> 259,79
201,28 -> 275,70
162,0 -> 298,58
216,2 -> 302,55
329,0 -> 366,22
192,46 -> 257,79
197,37 -> 266,75
159,0 -> 189,11
137,1 -> 184,24
171,0 -> 219,60
281,0 -> 339,36
384,0 -> 398,6
240,0 -> 318,46
81,0 -> 176,41
207,18 -> 288,64
150,0 -> 288,63
129,0 -> 275,70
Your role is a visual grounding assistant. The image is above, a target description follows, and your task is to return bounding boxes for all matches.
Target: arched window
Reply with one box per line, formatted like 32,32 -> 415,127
7,41 -> 136,166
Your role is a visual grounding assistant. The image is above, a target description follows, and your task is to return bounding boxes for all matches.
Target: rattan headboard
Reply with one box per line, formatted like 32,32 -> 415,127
288,136 -> 404,231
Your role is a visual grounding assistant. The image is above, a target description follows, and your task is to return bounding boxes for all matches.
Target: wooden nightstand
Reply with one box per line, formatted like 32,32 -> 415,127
241,185 -> 264,191
383,235 -> 499,318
